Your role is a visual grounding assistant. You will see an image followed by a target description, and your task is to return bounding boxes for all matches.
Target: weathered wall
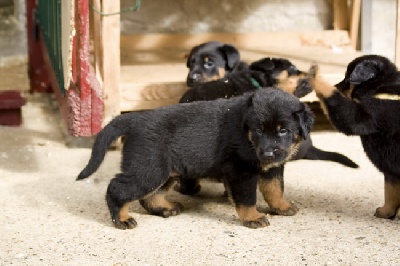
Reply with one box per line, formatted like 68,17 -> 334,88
371,0 -> 396,60
120,0 -> 333,34
120,0 -> 397,61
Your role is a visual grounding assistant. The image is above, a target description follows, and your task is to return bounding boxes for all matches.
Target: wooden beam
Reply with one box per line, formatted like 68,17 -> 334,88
332,0 -> 349,30
349,0 -> 361,50
396,0 -> 400,66
101,1 -> 120,126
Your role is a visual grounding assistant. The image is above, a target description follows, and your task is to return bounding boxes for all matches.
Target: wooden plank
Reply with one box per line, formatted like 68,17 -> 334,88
101,1 -> 120,125
91,0 -> 103,85
332,0 -> 349,30
349,0 -> 361,50
120,31 -> 352,51
396,0 -> 400,66
120,82 -> 188,112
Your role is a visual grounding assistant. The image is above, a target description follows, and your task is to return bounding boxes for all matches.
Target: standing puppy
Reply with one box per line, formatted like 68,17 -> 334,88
309,55 -> 400,219
77,89 -> 314,229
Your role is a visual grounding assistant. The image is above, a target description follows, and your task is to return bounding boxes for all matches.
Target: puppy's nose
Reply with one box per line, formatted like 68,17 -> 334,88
191,73 -> 201,81
187,73 -> 201,86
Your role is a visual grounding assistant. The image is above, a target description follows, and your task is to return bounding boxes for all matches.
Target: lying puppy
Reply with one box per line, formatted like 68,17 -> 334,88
182,57 -> 313,101
77,89 -> 314,229
309,54 -> 400,219
186,41 -> 248,86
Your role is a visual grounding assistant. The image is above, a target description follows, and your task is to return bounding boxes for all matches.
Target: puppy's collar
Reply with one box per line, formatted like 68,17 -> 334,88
374,93 -> 400,101
250,77 -> 262,89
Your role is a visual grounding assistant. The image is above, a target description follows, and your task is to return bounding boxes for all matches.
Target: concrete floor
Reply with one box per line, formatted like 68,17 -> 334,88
1,92 -> 400,265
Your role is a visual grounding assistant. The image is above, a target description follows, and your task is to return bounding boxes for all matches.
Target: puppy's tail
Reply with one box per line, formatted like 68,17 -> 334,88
304,146 -> 359,168
76,115 -> 129,180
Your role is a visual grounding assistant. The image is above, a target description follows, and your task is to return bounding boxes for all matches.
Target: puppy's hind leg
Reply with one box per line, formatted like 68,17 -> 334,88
140,178 -> 183,217
106,173 -> 169,230
375,176 -> 400,219
259,165 -> 299,216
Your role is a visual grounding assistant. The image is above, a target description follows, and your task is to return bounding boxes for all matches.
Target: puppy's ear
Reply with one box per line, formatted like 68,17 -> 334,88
218,44 -> 240,70
295,104 -> 315,140
348,63 -> 377,85
186,45 -> 200,68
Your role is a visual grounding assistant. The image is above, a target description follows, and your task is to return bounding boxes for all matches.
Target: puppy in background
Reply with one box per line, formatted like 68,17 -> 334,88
309,55 -> 400,219
186,41 -> 248,86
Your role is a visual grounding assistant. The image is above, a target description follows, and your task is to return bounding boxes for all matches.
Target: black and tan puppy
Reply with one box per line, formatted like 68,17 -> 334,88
309,54 -> 400,219
177,55 -> 358,195
186,41 -> 248,86
77,89 -> 314,229
182,57 -> 313,101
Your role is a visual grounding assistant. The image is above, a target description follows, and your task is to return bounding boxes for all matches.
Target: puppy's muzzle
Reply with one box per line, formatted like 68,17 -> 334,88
258,148 -> 285,162
187,73 -> 202,86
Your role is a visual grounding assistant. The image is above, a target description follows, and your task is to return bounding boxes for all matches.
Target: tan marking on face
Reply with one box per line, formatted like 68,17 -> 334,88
204,57 -> 209,62
119,203 -> 131,222
248,131 -> 253,143
376,182 -> 400,218
201,68 -> 225,82
275,71 -> 308,95
260,162 -> 282,172
235,205 -> 265,222
287,141 -> 301,159
258,178 -> 293,211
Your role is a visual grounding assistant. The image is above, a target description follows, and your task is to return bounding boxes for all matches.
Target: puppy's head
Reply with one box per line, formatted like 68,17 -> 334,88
249,57 -> 312,98
186,41 -> 241,86
243,89 -> 314,170
336,54 -> 398,99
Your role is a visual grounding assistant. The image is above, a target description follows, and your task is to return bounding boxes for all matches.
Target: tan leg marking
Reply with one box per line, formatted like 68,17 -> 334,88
119,203 -> 132,222
375,182 -> 400,219
144,192 -> 176,210
141,180 -> 182,217
259,178 -> 298,216
308,65 -> 337,98
235,205 -> 270,228
236,205 -> 265,222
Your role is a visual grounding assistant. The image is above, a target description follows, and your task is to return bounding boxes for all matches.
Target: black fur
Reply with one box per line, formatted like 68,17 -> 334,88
77,89 -> 314,229
183,48 -> 358,169
310,54 -> 400,219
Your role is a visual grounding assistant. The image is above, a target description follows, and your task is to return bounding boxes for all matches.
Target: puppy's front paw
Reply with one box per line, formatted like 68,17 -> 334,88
113,217 -> 137,230
308,63 -> 319,79
161,202 -> 183,218
242,215 -> 270,229
268,203 -> 299,216
374,206 -> 397,219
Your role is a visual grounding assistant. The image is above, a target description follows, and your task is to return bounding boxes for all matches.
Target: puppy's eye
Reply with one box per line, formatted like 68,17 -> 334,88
278,128 -> 288,136
204,61 -> 214,69
255,129 -> 263,135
